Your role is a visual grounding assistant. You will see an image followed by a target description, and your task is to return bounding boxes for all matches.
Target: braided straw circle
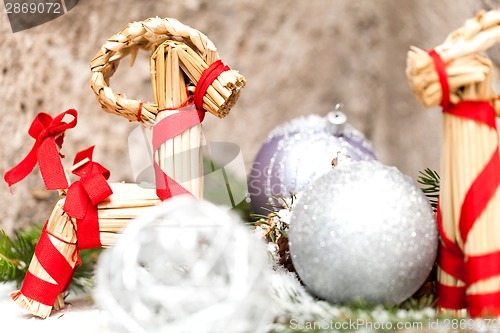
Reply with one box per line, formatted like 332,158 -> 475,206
90,17 -> 245,124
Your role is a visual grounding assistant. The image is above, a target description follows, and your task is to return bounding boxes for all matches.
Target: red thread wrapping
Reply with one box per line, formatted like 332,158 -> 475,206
18,271 -> 62,306
137,101 -> 143,122
428,50 -> 450,109
6,111 -> 113,312
194,60 -> 230,112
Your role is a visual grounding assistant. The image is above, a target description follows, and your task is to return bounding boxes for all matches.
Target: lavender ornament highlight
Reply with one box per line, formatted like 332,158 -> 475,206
248,107 -> 377,214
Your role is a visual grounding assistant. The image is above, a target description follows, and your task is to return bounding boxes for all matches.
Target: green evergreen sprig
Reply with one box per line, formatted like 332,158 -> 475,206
0,225 -> 41,286
249,194 -> 296,243
417,168 -> 440,212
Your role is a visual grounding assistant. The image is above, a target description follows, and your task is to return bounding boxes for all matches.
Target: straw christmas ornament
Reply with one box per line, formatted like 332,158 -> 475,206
406,9 -> 500,317
6,140 -> 163,319
4,17 -> 246,319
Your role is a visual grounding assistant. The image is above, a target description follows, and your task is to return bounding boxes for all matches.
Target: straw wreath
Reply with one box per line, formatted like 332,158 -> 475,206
406,9 -> 500,316
90,16 -> 246,123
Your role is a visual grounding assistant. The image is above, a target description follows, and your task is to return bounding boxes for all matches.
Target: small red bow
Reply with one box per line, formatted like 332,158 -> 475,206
4,109 -> 78,190
63,146 -> 112,249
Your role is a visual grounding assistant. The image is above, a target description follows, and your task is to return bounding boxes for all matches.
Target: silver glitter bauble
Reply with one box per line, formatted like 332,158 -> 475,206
288,160 -> 438,305
248,107 -> 377,215
95,196 -> 274,333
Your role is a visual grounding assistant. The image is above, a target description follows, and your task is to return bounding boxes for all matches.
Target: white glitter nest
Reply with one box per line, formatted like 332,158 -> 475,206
94,196 -> 275,333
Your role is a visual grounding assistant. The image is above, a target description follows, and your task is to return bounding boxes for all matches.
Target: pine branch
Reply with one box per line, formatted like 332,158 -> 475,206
248,193 -> 297,250
0,236 -> 19,281
0,225 -> 40,287
417,168 -> 440,212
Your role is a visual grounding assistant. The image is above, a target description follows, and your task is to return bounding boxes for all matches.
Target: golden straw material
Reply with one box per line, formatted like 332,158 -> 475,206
97,183 -> 162,247
406,50 -> 490,107
90,17 -> 246,123
406,9 -> 500,113
405,8 -> 500,316
150,41 -> 204,198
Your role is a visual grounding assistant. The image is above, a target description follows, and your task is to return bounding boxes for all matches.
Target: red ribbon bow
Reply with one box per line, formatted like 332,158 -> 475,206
63,146 -> 112,249
4,109 -> 78,190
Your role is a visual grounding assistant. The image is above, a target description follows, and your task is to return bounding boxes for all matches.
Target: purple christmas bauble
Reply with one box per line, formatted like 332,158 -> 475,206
248,110 -> 377,214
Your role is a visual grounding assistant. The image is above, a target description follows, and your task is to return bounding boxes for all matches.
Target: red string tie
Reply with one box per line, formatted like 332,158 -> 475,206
137,101 -> 143,122
428,49 -> 450,109
194,60 -> 230,112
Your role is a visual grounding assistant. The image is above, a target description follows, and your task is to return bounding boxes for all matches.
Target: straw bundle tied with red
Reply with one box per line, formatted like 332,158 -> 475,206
406,9 -> 500,317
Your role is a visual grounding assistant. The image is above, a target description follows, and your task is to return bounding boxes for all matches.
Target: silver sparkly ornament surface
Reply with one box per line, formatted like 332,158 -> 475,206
248,105 -> 377,215
95,196 -> 274,333
288,159 -> 438,305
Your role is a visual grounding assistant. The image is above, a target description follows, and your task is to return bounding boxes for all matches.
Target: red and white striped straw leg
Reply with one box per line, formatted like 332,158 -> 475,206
11,200 -> 79,318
